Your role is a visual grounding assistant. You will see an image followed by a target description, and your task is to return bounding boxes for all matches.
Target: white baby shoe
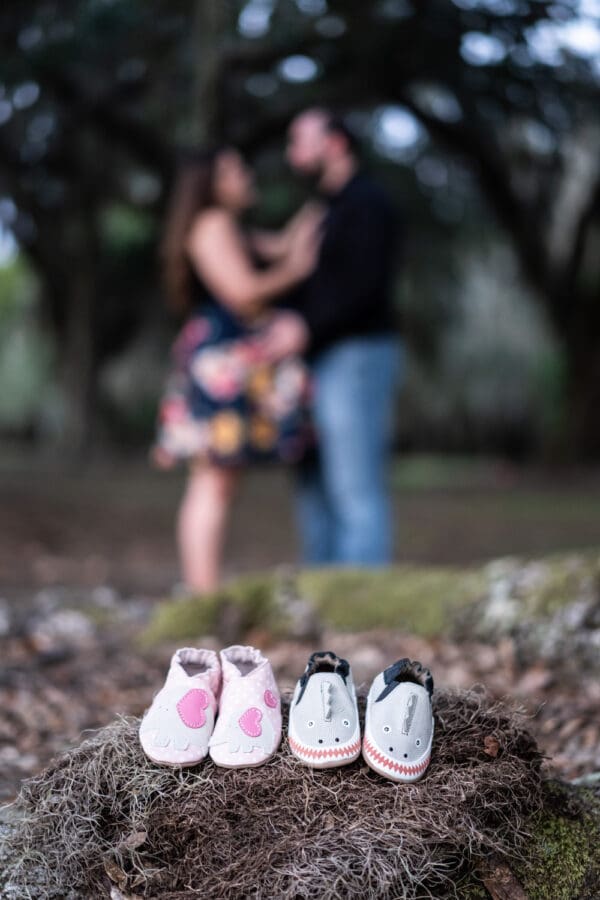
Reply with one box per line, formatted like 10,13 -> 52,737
362,658 -> 434,783
288,650 -> 361,768
209,645 -> 282,768
139,647 -> 220,767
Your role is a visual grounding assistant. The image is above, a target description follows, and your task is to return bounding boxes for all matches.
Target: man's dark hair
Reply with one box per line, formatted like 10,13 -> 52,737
323,111 -> 361,157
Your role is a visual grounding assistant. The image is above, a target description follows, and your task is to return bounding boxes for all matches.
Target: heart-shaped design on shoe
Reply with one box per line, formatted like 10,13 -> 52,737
238,706 -> 263,737
264,689 -> 278,709
176,689 -> 209,729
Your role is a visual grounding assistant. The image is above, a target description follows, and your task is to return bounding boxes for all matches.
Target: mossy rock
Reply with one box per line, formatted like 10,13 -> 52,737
141,551 -> 600,660
140,565 -> 484,646
457,550 -> 600,673
475,550 -> 600,627
447,781 -> 600,899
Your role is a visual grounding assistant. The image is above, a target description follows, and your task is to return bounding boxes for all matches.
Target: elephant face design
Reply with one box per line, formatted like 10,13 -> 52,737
140,686 -> 214,753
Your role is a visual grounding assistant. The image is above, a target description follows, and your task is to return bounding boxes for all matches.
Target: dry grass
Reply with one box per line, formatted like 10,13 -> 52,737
2,689 -> 544,899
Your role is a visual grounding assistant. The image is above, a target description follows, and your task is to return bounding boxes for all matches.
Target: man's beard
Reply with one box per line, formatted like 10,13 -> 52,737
294,162 -> 326,192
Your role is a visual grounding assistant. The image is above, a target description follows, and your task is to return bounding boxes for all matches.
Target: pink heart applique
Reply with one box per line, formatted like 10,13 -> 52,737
264,689 -> 278,709
238,706 -> 262,737
177,689 -> 209,729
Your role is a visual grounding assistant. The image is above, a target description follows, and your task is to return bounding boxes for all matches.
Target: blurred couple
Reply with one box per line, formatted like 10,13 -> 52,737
156,109 -> 402,592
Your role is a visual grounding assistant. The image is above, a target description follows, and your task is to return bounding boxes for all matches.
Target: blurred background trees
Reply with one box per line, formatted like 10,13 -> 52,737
0,0 -> 599,457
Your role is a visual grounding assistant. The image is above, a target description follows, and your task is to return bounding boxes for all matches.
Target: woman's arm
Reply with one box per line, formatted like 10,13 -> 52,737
249,202 -> 325,262
250,228 -> 291,262
186,209 -> 317,315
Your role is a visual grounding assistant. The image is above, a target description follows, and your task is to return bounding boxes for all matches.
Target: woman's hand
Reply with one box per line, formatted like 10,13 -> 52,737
287,201 -> 325,236
187,209 -> 319,315
285,205 -> 324,279
260,311 -> 310,361
250,202 -> 325,262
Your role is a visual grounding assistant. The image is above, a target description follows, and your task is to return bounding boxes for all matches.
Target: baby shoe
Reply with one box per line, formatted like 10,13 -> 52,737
139,647 -> 220,767
209,645 -> 281,768
362,658 -> 434,783
288,650 -> 361,768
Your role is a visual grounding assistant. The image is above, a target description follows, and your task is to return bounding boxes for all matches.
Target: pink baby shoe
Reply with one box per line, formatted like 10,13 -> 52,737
209,645 -> 281,768
139,648 -> 220,767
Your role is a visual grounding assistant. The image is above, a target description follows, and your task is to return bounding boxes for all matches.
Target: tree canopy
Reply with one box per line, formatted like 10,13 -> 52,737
1,0 -> 599,453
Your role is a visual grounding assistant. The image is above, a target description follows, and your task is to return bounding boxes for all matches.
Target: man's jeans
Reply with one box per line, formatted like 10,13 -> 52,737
295,335 -> 403,566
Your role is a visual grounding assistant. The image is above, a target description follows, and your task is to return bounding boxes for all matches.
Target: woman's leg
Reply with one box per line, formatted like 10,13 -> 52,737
177,462 -> 240,592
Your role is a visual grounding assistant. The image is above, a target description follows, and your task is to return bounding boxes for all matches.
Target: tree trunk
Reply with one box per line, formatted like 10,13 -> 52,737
182,1 -> 234,146
59,206 -> 99,458
562,331 -> 600,460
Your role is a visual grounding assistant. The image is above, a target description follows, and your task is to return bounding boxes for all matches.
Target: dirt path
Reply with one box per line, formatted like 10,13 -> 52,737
1,455 -> 600,594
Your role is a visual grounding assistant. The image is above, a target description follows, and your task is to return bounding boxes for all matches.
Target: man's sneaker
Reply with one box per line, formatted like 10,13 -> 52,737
362,658 -> 434,783
209,645 -> 281,768
139,647 -> 220,767
288,650 -> 361,768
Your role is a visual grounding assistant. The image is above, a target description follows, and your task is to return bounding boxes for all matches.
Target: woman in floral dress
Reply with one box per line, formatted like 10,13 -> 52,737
156,147 -> 319,592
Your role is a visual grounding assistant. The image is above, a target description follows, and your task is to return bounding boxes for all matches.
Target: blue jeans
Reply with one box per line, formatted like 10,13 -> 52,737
295,335 -> 403,566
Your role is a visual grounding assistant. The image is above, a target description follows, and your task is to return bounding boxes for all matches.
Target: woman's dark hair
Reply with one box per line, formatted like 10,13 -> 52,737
160,147 -> 224,315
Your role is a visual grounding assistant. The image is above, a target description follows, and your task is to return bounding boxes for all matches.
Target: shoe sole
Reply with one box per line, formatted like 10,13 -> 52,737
288,734 -> 362,769
209,749 -> 278,769
362,735 -> 431,783
142,750 -> 209,768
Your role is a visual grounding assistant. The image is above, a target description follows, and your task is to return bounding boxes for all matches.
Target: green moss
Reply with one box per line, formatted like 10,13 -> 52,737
140,592 -> 223,646
139,574 -> 277,647
515,784 -> 600,900
140,565 -> 483,646
299,566 -> 482,634
522,813 -> 589,898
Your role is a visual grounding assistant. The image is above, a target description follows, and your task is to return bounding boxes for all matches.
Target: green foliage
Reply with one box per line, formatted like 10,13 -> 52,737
0,256 -> 38,319
100,205 -> 157,253
531,348 -> 569,450
0,258 -> 54,431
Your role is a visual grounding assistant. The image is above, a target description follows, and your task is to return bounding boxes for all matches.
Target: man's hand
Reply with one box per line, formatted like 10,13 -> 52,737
260,311 -> 310,361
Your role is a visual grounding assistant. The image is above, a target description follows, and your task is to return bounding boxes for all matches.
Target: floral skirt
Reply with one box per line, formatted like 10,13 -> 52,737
155,305 -> 313,466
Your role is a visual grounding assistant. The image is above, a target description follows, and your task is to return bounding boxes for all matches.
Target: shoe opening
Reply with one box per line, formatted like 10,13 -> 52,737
376,658 -> 434,702
177,649 -> 214,678
296,651 -> 350,704
306,651 -> 350,679
223,645 -> 264,676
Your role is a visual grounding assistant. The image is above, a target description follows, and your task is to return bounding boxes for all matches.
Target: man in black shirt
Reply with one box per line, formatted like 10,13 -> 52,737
267,109 -> 402,564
